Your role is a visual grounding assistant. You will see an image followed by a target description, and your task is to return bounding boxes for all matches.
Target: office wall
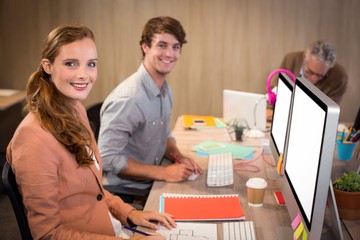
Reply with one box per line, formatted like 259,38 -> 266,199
1,0 -> 359,126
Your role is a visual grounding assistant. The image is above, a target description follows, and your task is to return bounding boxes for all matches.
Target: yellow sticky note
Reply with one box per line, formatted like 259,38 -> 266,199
294,221 -> 304,239
301,229 -> 307,240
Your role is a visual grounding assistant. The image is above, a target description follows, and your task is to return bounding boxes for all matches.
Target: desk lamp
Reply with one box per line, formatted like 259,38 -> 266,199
243,95 -> 267,138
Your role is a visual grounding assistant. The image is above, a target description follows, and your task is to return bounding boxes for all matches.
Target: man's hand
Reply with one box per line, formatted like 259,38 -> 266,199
163,163 -> 194,182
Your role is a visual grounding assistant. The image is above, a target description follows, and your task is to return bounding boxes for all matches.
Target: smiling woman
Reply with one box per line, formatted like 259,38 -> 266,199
5,24 -> 176,239
26,25 -> 97,165
41,37 -> 98,103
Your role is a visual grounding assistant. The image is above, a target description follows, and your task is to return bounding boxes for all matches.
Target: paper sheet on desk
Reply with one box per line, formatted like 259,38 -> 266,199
192,141 -> 254,159
157,222 -> 217,240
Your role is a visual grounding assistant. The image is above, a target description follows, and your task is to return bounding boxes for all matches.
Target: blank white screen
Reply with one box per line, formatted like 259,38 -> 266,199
285,85 -> 326,223
271,78 -> 292,155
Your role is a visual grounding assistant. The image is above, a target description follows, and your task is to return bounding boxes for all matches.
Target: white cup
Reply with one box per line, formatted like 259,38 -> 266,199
246,178 -> 268,207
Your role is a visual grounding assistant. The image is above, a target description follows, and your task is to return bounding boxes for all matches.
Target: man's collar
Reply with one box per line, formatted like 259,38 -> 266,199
139,64 -> 168,98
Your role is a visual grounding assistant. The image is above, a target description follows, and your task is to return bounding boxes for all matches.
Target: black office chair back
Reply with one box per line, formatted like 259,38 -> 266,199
86,101 -> 152,208
86,102 -> 103,142
2,161 -> 33,240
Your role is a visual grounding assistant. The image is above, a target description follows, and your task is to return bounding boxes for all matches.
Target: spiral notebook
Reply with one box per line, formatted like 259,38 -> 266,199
159,193 -> 245,221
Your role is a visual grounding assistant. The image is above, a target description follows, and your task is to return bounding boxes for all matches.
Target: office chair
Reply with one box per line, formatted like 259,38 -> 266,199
86,102 -> 103,142
86,102 -> 150,209
2,161 -> 33,240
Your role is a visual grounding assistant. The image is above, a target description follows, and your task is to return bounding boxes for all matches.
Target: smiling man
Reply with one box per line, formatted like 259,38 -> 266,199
279,40 -> 348,104
98,16 -> 202,205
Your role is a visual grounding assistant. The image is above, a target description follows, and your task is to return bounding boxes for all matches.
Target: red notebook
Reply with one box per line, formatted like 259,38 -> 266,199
160,193 -> 245,221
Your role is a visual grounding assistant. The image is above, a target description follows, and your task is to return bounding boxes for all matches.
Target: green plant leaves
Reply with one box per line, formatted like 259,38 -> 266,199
334,171 -> 360,192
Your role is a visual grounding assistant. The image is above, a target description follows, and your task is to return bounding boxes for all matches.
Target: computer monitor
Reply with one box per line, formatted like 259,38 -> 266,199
269,73 -> 295,167
282,77 -> 341,239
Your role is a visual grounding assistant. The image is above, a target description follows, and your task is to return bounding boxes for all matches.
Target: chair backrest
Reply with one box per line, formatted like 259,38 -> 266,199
86,102 -> 152,205
2,161 -> 33,240
86,102 -> 103,142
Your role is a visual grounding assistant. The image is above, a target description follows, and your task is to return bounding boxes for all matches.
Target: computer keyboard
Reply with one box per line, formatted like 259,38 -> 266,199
223,221 -> 257,240
206,152 -> 234,187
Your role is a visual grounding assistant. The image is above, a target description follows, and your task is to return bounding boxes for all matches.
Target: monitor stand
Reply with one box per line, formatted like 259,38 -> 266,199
266,168 -> 283,181
275,227 -> 293,240
265,154 -> 283,181
321,179 -> 344,240
275,180 -> 344,240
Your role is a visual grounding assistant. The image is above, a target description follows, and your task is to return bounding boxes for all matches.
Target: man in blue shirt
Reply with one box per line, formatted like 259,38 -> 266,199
98,16 -> 202,203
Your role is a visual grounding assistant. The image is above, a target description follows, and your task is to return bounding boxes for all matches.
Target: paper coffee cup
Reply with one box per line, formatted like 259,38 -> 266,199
246,178 -> 267,207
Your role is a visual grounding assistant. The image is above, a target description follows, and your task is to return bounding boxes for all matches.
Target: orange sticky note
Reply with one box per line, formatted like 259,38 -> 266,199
277,154 -> 283,175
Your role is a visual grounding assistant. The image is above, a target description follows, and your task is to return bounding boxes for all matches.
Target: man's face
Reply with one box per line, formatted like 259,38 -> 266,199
142,33 -> 181,81
303,54 -> 329,84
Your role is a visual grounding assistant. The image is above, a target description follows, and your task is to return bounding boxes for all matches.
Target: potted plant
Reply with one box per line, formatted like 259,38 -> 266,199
333,171 -> 360,220
227,118 -> 247,141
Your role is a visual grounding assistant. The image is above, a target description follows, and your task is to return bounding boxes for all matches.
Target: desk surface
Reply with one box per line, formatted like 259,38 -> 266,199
0,90 -> 26,110
138,117 -> 359,239
141,117 -> 291,240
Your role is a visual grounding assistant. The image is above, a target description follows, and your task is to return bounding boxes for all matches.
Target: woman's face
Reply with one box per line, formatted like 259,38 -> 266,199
42,38 -> 98,104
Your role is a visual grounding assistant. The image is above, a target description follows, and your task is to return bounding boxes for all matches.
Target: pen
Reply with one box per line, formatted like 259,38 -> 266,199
344,127 -> 353,142
341,129 -> 345,142
170,152 -> 182,164
123,225 -> 151,236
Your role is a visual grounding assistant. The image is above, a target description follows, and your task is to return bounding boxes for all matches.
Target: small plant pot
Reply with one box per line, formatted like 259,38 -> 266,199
334,186 -> 360,220
235,130 -> 243,141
